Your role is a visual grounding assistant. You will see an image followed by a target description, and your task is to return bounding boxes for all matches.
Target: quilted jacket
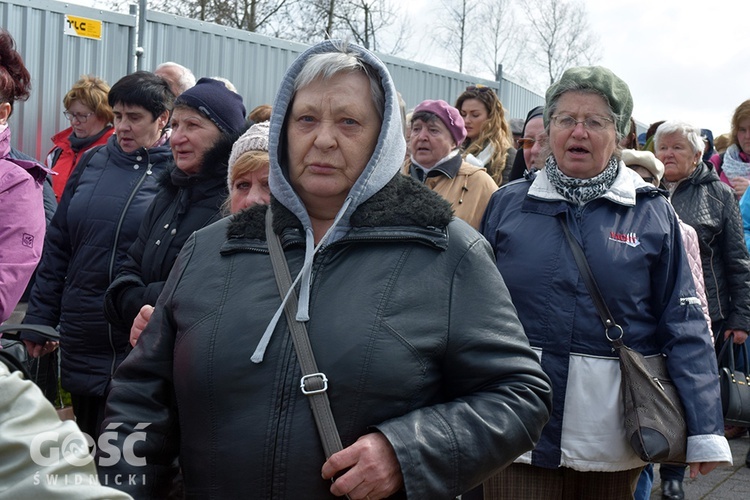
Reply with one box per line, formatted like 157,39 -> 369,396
678,218 -> 712,333
669,161 -> 750,333
24,135 -> 172,396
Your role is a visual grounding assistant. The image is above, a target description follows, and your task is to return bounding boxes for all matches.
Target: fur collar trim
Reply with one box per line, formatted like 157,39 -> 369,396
227,173 -> 453,240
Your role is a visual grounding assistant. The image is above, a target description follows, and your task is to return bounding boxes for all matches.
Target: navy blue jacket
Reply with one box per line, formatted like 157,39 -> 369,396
481,167 -> 729,470
24,135 -> 172,396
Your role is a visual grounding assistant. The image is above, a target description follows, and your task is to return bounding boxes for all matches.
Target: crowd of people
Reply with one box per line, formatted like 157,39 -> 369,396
1,23 -> 749,499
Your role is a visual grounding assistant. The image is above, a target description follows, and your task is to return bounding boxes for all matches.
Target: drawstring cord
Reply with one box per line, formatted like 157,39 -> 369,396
251,198 -> 352,363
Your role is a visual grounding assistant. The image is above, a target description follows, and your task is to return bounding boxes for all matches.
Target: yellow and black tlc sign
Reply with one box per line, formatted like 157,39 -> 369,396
64,14 -> 102,40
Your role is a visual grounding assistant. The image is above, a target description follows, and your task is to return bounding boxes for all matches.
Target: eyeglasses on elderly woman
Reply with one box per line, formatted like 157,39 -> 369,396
551,115 -> 614,131
63,110 -> 94,123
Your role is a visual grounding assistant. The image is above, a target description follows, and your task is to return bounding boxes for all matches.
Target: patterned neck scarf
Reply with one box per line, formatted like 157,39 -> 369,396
545,154 -> 620,205
721,144 -> 750,180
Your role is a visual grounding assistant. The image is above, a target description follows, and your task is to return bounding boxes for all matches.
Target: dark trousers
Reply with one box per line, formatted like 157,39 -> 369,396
483,463 -> 644,500
658,463 -> 686,482
70,393 -> 107,441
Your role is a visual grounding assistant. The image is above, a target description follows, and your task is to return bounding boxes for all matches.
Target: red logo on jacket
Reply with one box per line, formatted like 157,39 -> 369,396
609,231 -> 640,248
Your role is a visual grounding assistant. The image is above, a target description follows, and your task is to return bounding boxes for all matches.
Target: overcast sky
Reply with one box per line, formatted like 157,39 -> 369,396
403,0 -> 750,135
70,0 -> 750,135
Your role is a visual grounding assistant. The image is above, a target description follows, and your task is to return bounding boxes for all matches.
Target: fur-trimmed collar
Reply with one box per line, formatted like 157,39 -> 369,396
227,173 -> 453,240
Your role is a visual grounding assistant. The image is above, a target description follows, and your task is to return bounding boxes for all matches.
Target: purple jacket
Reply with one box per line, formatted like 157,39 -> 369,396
0,126 -> 46,323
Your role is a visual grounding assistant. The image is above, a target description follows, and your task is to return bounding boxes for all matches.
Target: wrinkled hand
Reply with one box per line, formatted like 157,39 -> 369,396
724,329 -> 748,344
23,339 -> 58,358
130,305 -> 154,347
689,461 -> 720,478
731,176 -> 750,198
322,433 -> 403,499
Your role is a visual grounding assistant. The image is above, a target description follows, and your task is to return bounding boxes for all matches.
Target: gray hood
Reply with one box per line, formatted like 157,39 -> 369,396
253,40 -> 406,363
268,39 -> 406,237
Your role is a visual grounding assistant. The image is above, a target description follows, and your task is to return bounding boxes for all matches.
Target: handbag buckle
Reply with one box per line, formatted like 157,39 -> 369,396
300,373 -> 328,395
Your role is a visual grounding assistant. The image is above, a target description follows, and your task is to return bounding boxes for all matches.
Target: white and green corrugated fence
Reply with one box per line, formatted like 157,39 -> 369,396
1,0 -> 544,160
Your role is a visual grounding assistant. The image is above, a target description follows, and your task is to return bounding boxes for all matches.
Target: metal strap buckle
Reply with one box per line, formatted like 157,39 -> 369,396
300,373 -> 328,395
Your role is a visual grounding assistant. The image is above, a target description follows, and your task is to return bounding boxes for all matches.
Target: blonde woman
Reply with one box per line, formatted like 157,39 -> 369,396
455,85 -> 516,185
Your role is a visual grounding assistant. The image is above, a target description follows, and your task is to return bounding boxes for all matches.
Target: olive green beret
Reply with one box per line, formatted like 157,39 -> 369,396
544,66 -> 633,137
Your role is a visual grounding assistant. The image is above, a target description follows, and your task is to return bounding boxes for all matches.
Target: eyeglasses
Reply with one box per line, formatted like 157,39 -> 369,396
63,111 -> 94,123
465,85 -> 494,94
551,115 -> 614,131
518,136 -> 547,150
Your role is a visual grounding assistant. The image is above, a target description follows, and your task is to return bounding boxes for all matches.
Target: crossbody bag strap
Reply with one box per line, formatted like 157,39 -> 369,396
557,217 -> 623,341
265,208 -> 344,459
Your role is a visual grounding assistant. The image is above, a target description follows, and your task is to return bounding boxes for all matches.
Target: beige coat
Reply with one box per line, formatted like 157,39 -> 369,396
405,159 -> 498,230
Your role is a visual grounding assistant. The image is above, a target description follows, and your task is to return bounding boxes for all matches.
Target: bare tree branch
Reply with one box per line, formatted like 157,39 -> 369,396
432,0 -> 476,73
473,0 -> 521,79
523,0 -> 601,86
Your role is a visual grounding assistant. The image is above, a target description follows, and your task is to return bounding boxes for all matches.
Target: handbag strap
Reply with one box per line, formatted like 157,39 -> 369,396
558,217 -> 623,342
718,333 -> 750,378
265,208 -> 344,459
0,324 -> 59,341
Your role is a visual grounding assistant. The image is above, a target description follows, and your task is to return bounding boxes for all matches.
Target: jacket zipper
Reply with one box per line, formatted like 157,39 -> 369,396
106,151 -> 153,376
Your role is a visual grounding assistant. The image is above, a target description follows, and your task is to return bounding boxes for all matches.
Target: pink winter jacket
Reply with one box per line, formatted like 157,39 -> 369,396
0,126 -> 46,323
678,217 -> 713,339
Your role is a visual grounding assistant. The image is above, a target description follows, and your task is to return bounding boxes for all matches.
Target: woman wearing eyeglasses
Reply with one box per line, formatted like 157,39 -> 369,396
46,76 -> 114,201
508,106 -> 545,181
23,71 -> 174,442
481,67 -> 730,498
455,85 -> 516,186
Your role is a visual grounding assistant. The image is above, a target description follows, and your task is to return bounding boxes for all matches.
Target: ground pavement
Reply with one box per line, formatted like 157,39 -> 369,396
651,435 -> 750,499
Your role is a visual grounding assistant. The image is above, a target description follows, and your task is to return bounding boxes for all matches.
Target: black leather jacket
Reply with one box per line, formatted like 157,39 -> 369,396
670,161 -> 750,331
98,175 -> 552,498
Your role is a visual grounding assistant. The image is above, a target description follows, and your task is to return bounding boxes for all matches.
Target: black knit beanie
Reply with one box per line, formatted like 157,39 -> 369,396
174,77 -> 247,135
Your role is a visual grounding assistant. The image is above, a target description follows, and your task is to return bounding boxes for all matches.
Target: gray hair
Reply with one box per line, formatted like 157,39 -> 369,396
653,120 -> 704,154
293,46 -> 384,120
210,76 -> 237,93
545,84 -> 624,143
155,62 -> 196,94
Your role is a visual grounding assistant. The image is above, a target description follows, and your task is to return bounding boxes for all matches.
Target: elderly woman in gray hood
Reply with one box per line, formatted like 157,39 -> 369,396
98,40 -> 552,499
